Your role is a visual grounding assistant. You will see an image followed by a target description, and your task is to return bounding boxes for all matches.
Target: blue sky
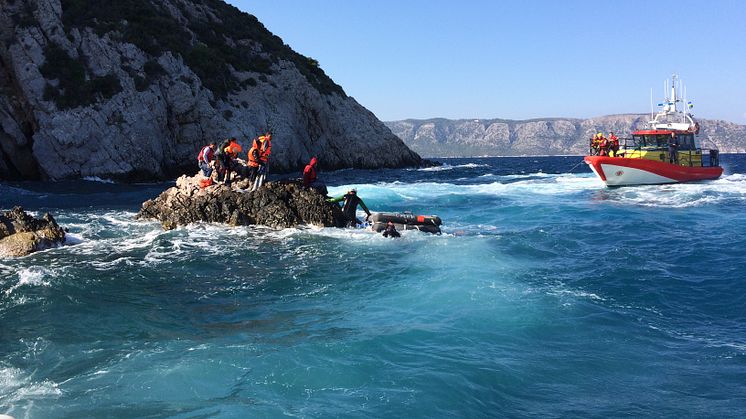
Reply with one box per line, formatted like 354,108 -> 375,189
227,1 -> 746,124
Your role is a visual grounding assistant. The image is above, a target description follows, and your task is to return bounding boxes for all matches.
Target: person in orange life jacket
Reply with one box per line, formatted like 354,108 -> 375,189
197,142 -> 216,177
258,132 -> 271,167
220,137 -> 242,185
589,134 -> 599,155
327,189 -> 371,227
382,221 -> 401,238
247,133 -> 270,182
668,132 -> 679,165
303,156 -> 328,195
598,133 -> 610,157
609,132 -> 619,157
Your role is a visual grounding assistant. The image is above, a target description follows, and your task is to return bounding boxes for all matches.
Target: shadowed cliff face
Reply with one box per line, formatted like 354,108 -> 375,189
0,0 -> 422,181
386,116 -> 746,157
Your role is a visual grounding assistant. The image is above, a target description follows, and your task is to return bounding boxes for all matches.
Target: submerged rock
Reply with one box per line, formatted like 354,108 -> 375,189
0,206 -> 66,257
137,175 -> 346,230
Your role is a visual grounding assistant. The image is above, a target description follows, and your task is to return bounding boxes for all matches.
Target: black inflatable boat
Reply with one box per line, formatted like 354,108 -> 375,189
369,212 -> 442,234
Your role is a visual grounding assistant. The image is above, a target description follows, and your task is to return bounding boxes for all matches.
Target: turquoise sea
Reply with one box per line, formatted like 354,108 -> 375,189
2,155 -> 746,417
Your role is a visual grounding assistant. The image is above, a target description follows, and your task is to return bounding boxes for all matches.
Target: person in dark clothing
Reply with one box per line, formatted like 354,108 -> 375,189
327,189 -> 371,227
382,221 -> 401,238
214,138 -> 232,183
668,132 -> 679,165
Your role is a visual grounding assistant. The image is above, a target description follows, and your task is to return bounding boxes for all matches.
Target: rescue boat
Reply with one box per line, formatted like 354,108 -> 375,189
584,75 -> 723,187
369,212 -> 442,234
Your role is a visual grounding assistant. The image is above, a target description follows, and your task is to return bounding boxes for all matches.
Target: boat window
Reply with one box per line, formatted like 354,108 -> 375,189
679,134 -> 695,150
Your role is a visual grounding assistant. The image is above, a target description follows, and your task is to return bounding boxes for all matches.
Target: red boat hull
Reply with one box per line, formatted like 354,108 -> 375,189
584,156 -> 723,186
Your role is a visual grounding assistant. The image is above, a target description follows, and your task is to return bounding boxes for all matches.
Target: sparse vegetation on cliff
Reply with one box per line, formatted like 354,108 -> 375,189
58,0 -> 345,98
40,42 -> 122,109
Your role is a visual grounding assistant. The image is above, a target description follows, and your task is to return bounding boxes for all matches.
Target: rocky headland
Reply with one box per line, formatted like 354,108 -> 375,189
0,206 -> 66,257
0,0 -> 422,182
387,115 -> 746,157
137,175 -> 346,230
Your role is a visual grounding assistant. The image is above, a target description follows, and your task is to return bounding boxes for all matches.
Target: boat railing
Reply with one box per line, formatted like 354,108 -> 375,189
588,138 -> 720,167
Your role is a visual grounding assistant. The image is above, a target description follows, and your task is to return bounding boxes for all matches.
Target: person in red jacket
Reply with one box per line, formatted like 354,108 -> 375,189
598,134 -> 610,157
609,132 -> 620,157
302,156 -> 327,195
197,142 -> 216,177
303,157 -> 318,186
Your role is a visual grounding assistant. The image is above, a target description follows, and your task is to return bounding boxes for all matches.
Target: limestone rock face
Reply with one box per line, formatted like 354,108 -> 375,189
387,116 -> 746,157
137,175 -> 346,230
0,0 -> 422,181
0,206 -> 66,257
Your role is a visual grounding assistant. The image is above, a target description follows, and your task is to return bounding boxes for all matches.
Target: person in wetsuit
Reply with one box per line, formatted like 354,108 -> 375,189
327,189 -> 371,227
382,221 -> 401,238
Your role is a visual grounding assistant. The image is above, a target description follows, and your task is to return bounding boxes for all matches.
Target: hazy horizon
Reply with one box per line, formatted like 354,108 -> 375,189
228,0 -> 746,124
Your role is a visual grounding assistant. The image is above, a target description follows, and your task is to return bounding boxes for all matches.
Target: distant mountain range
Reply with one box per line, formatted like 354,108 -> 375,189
385,115 -> 746,157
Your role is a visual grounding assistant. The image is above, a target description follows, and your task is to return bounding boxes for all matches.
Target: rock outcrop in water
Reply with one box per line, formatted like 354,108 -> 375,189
0,206 -> 66,257
0,0 -> 422,181
386,115 -> 746,157
137,175 -> 346,230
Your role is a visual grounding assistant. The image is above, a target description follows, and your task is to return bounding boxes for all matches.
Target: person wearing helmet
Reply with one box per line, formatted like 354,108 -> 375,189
598,133 -> 609,156
327,188 -> 371,227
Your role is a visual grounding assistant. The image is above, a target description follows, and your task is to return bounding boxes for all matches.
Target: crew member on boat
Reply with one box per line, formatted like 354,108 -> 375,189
589,134 -> 599,155
598,133 -> 610,157
668,133 -> 679,165
609,132 -> 619,157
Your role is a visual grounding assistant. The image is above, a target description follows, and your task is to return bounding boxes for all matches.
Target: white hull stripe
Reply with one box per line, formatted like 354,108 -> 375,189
600,164 -> 677,186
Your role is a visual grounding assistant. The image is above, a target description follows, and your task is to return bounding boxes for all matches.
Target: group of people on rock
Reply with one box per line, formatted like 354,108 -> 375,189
196,134 -> 401,237
197,132 -> 273,188
589,132 -> 620,157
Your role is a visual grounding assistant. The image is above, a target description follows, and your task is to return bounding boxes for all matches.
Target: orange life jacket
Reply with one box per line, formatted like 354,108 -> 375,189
248,138 -> 262,167
224,140 -> 242,158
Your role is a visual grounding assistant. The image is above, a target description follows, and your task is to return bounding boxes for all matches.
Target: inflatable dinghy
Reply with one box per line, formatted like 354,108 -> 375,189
369,212 -> 442,234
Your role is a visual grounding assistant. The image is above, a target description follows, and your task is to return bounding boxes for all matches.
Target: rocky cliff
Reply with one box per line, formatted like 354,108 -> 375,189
386,116 -> 746,157
0,0 -> 422,181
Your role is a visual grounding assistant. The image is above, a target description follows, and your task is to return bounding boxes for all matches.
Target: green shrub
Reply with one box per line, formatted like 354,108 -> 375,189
39,42 -> 122,109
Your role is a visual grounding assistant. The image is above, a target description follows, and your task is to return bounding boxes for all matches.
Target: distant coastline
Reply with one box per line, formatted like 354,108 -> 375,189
386,115 -> 746,158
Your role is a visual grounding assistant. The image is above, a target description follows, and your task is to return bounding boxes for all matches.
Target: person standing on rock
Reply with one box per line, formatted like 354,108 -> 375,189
247,134 -> 265,183
327,188 -> 371,227
197,142 -> 216,177
250,132 -> 272,191
214,138 -> 231,183
220,137 -> 242,186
